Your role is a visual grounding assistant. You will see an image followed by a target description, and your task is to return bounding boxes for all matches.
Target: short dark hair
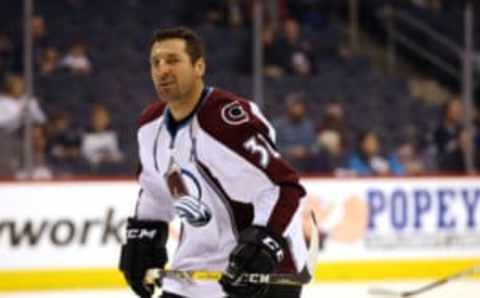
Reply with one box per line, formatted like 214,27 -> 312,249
149,26 -> 205,64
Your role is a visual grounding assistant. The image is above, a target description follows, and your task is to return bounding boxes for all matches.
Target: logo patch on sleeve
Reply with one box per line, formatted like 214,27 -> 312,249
221,101 -> 250,125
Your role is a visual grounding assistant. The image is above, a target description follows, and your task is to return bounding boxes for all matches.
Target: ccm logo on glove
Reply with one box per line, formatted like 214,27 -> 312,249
262,236 -> 285,262
126,228 -> 157,239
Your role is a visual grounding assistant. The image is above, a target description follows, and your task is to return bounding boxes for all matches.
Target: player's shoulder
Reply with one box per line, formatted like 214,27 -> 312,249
199,88 -> 251,120
138,100 -> 166,128
198,88 -> 273,138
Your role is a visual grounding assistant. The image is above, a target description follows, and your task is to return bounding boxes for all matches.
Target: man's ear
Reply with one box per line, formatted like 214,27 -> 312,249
195,58 -> 206,77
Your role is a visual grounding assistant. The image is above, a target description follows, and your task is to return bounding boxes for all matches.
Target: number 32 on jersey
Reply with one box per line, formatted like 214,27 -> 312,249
243,134 -> 280,168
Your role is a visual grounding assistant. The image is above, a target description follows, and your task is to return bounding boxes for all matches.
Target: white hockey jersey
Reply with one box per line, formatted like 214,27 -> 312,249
135,86 -> 308,297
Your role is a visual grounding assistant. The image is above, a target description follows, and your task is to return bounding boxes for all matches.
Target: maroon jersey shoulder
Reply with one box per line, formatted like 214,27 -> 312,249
198,88 -> 271,139
197,88 -> 301,185
138,100 -> 166,128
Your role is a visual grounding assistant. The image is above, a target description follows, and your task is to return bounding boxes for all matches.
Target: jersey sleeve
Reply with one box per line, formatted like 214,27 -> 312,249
196,90 -> 306,235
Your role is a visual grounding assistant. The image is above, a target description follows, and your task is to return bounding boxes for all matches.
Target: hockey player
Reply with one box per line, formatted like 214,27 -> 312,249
119,26 -> 308,298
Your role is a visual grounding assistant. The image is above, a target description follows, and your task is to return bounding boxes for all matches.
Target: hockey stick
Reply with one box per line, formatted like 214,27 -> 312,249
368,265 -> 480,297
145,213 -> 320,286
146,266 -> 313,286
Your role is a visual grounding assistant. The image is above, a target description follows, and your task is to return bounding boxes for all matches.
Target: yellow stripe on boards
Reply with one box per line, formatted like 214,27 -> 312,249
0,269 -> 126,292
314,259 -> 480,282
1,259 -> 479,292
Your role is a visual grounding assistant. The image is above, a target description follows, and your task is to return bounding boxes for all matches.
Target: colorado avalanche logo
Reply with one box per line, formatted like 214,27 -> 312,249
173,194 -> 212,227
221,101 -> 250,125
165,166 -> 212,227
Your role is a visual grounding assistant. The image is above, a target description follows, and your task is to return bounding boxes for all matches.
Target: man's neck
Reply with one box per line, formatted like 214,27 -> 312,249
168,81 -> 205,121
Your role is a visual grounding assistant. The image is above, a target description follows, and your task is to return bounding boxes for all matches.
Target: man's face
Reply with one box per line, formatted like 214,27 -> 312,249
92,109 -> 110,132
7,76 -> 24,98
287,101 -> 305,121
32,16 -> 45,39
150,38 -> 204,102
447,100 -> 463,123
284,19 -> 300,42
362,133 -> 379,157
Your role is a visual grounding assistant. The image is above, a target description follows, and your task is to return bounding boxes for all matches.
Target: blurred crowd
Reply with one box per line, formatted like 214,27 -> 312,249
0,0 -> 479,179
273,91 -> 480,176
0,72 -> 124,179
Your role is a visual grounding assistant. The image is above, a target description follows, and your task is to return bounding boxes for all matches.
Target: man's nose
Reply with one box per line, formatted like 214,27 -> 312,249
154,61 -> 170,77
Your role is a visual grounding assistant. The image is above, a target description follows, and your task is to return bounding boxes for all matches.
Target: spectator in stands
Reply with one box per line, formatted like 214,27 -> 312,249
0,74 -> 46,133
38,47 -> 60,77
432,97 -> 463,170
347,130 -> 404,176
435,128 -> 469,173
0,74 -> 47,176
241,17 -> 315,78
312,101 -> 350,174
239,24 -> 286,78
15,124 -> 53,180
438,122 -> 480,174
273,17 -> 315,77
273,92 -> 316,172
311,129 -> 347,174
60,40 -> 92,74
395,141 -> 427,175
32,15 -> 47,44
260,24 -> 288,78
434,102 -> 480,173
46,111 -> 84,176
394,125 -> 428,175
81,104 -> 124,172
318,101 -> 350,148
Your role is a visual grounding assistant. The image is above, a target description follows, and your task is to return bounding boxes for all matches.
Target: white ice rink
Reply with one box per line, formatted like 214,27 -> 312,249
1,281 -> 479,298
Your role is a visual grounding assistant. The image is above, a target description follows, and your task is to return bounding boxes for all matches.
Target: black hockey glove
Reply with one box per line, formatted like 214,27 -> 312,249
220,226 -> 288,298
119,217 -> 168,298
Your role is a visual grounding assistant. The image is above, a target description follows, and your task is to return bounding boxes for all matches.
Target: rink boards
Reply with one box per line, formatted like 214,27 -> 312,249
0,177 -> 479,291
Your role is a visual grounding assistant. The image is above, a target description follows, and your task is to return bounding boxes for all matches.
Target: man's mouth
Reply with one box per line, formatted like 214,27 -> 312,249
159,80 -> 175,87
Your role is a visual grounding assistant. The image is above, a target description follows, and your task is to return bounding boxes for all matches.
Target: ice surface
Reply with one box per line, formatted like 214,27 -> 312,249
1,280 -> 479,298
